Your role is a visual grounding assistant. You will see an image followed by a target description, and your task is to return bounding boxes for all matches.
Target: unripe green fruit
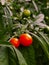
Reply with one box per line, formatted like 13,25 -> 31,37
43,26 -> 49,34
23,9 -> 31,17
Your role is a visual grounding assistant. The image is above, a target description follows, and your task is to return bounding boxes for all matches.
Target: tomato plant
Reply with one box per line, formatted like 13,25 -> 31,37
0,0 -> 49,65
19,33 -> 33,46
10,38 -> 20,48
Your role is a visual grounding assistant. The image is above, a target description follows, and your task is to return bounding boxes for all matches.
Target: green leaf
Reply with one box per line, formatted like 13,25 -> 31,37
0,47 -> 9,65
0,40 -> 10,45
13,46 -> 28,65
19,46 -> 36,65
0,46 -> 18,65
37,32 -> 49,46
26,30 -> 49,59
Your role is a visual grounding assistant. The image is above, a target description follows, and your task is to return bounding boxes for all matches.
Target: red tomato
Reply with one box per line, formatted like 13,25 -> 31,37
10,38 -> 20,48
19,33 -> 33,46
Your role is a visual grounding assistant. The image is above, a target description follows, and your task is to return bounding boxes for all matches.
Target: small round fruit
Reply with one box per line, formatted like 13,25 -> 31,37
19,33 -> 33,46
43,26 -> 49,34
23,9 -> 31,17
10,38 -> 20,48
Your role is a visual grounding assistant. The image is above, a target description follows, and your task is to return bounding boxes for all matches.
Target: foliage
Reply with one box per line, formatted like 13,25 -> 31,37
0,0 -> 49,65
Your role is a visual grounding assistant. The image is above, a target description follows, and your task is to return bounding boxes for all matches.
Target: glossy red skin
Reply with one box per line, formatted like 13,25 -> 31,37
19,33 -> 33,46
10,38 -> 20,48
